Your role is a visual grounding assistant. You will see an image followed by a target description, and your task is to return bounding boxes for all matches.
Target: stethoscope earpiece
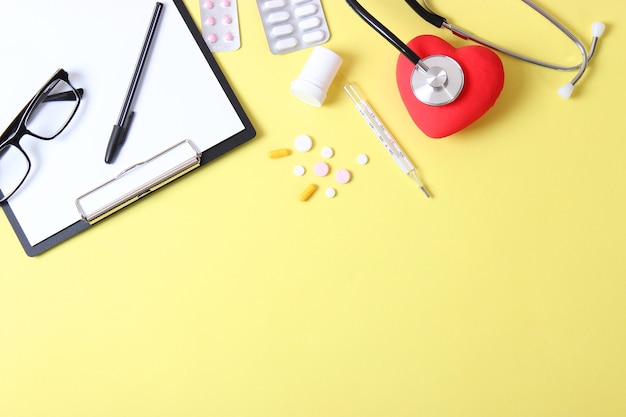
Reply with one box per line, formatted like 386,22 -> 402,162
592,22 -> 606,38
416,0 -> 604,99
346,0 -> 604,101
558,83 -> 575,99
558,21 -> 604,99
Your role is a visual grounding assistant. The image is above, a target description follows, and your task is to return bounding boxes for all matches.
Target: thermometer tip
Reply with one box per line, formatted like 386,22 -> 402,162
409,170 -> 431,198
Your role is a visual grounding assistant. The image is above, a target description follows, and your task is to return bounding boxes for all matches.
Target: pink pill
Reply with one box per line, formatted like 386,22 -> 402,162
203,0 -> 215,8
314,161 -> 330,177
205,16 -> 216,26
222,14 -> 233,24
207,33 -> 218,43
335,169 -> 351,184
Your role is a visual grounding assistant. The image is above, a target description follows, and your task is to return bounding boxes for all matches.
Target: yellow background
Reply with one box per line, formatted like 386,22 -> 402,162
1,0 -> 625,415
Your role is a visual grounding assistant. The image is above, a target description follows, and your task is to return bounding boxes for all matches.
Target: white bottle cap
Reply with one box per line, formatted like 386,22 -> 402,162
291,46 -> 343,106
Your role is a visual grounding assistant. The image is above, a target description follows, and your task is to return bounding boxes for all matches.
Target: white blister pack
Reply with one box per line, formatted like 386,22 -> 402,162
200,0 -> 241,52
256,0 -> 331,55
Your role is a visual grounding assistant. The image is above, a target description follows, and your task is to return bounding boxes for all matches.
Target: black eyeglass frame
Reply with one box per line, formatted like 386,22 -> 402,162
0,68 -> 83,203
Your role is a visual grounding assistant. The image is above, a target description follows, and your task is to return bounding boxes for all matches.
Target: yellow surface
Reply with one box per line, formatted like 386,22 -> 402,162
1,0 -> 625,415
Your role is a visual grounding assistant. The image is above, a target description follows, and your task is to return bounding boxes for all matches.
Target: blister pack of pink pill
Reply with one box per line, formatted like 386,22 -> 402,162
256,0 -> 331,55
199,0 -> 241,52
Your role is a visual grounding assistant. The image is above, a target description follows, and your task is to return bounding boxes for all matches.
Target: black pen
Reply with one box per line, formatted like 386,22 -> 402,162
105,2 -> 164,164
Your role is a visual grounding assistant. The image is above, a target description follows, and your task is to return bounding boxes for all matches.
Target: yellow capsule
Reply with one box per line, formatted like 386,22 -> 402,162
299,184 -> 318,202
268,148 -> 291,158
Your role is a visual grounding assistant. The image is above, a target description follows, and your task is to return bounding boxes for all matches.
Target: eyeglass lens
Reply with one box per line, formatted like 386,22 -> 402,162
0,145 -> 29,201
25,78 -> 79,139
0,76 -> 80,202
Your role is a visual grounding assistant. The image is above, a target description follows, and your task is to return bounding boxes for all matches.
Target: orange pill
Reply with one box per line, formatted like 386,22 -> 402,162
268,148 -> 291,158
299,184 -> 318,202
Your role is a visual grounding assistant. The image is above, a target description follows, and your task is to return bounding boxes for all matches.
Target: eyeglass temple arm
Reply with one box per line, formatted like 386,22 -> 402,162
0,88 -> 83,144
44,88 -> 84,102
345,0 -> 426,70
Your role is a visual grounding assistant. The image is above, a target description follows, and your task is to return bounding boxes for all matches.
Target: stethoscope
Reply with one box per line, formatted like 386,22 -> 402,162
345,0 -> 605,104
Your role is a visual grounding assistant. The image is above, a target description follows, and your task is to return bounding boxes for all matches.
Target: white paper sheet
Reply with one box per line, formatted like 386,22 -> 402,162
0,0 -> 245,245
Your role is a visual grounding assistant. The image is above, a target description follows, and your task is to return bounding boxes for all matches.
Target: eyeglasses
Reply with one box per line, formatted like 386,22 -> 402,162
0,69 -> 83,203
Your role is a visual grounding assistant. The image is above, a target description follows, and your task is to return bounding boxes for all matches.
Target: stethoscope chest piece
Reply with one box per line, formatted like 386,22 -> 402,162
411,55 -> 464,106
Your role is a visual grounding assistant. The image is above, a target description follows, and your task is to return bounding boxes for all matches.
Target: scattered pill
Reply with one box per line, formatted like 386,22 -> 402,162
314,161 -> 330,176
293,165 -> 305,176
321,146 -> 334,158
270,136 -> 359,200
299,184 -> 318,201
268,148 -> 291,158
294,134 -> 313,152
335,169 -> 351,184
357,153 -> 369,165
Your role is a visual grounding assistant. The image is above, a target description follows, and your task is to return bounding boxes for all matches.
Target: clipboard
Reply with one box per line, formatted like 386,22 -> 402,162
0,0 -> 256,256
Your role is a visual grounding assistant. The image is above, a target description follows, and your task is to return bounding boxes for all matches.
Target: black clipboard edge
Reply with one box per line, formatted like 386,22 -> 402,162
0,201 -> 90,257
173,0 -> 256,165
2,0 -> 256,257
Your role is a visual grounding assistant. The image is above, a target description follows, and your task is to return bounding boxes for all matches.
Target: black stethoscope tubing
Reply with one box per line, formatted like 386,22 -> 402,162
345,0 -> 604,98
346,0 -> 468,106
344,0 -> 427,71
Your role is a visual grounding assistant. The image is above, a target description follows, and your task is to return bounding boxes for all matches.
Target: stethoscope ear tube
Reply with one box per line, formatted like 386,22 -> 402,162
344,0 -> 423,68
344,0 -> 465,106
403,0 -> 446,28
405,0 -> 605,98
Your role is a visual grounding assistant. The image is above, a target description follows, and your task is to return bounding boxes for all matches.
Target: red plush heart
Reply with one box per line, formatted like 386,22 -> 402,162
396,35 -> 504,138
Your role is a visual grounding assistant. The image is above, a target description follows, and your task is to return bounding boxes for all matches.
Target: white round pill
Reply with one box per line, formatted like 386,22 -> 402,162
357,154 -> 369,165
321,146 -> 334,158
294,134 -> 313,152
325,187 -> 337,198
293,165 -> 305,176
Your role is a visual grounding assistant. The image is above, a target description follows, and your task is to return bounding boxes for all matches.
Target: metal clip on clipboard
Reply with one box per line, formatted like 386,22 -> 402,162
75,140 -> 201,224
